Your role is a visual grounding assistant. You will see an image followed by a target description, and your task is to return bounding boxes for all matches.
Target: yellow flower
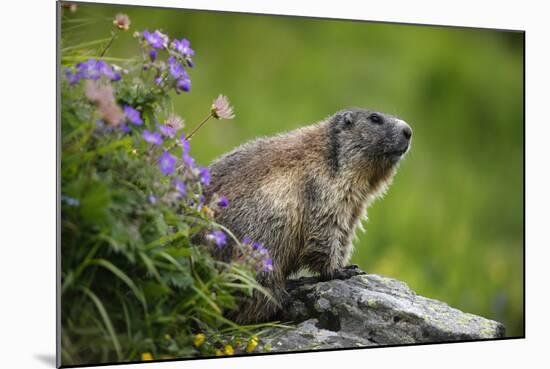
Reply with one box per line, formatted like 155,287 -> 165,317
215,349 -> 224,356
202,205 -> 214,218
164,334 -> 171,340
224,345 -> 234,356
246,336 -> 259,353
193,333 -> 206,347
141,352 -> 153,361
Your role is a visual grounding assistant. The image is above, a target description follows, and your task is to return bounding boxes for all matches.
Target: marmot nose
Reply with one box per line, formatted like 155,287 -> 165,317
402,125 -> 413,140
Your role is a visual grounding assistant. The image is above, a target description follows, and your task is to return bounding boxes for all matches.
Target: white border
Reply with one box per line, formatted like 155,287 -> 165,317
2,0 -> 548,368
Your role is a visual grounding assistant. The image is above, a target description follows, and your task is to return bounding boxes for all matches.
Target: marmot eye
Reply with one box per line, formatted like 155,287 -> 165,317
369,113 -> 382,124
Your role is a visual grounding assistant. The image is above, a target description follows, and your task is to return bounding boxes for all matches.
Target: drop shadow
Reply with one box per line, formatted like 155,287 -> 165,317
34,353 -> 56,367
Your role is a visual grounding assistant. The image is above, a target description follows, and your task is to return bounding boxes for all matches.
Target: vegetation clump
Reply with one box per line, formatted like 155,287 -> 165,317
60,9 -> 276,365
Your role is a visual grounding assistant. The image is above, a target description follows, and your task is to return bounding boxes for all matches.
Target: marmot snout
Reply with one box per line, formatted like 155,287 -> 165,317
204,108 -> 412,323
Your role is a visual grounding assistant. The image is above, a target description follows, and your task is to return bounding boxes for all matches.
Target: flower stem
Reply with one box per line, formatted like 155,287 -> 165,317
185,113 -> 213,140
100,30 -> 119,58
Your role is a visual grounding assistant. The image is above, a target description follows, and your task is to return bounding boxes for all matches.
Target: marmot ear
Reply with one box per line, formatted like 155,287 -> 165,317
343,112 -> 354,126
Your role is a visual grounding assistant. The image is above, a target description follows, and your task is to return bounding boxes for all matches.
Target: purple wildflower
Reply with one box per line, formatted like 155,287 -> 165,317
263,258 -> 274,272
207,230 -> 227,248
155,76 -> 164,86
168,57 -> 186,79
98,61 -> 121,81
173,179 -> 186,196
198,195 -> 206,209
142,130 -> 163,145
182,152 -> 195,168
158,151 -> 177,176
105,69 -> 121,81
198,167 -> 210,186
158,124 -> 176,138
77,60 -> 119,81
64,68 -> 80,85
119,123 -> 131,133
172,38 -> 195,57
148,49 -> 157,62
76,59 -> 102,80
176,77 -> 191,93
67,59 -> 121,84
250,243 -> 273,273
180,135 -> 196,168
217,196 -> 229,208
238,238 -> 274,273
167,57 -> 192,92
148,195 -> 157,204
124,105 -> 143,125
142,29 -> 168,49
180,134 -> 190,152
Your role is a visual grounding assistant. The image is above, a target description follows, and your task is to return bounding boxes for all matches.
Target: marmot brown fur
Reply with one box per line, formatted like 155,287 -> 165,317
204,108 -> 412,323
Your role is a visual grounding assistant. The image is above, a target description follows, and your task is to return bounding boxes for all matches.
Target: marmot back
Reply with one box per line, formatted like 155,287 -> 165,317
204,108 -> 412,323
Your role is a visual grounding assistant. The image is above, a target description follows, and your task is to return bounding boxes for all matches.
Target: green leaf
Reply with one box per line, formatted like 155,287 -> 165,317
163,246 -> 192,259
80,287 -> 123,360
190,285 -> 221,314
161,271 -> 194,289
141,280 -> 172,301
138,251 -> 162,282
62,37 -> 112,52
89,258 -> 147,311
79,180 -> 112,226
143,228 -> 189,250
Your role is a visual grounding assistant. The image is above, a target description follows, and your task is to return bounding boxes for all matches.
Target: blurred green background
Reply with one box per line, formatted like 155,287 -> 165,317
63,2 -> 524,337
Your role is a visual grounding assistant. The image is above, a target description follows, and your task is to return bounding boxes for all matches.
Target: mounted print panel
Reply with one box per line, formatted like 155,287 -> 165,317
57,1 -> 524,367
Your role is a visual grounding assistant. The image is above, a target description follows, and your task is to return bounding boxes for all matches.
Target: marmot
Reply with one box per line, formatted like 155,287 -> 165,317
204,108 -> 412,323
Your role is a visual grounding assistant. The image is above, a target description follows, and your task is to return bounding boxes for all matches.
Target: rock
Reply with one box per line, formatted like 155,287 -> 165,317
261,269 -> 505,352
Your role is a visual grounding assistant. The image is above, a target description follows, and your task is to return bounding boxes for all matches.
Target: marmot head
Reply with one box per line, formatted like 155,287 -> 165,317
327,107 -> 412,177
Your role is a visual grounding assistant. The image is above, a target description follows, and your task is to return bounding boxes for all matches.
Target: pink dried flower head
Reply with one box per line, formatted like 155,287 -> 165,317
211,95 -> 235,120
165,113 -> 185,130
84,80 -> 124,126
84,80 -> 114,102
100,103 -> 125,126
113,13 -> 131,31
62,3 -> 78,13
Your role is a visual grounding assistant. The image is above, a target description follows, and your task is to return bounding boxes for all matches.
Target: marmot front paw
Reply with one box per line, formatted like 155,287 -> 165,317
321,265 -> 365,281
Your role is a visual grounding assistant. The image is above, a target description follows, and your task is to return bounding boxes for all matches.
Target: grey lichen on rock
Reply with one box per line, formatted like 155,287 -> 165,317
261,268 -> 505,352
